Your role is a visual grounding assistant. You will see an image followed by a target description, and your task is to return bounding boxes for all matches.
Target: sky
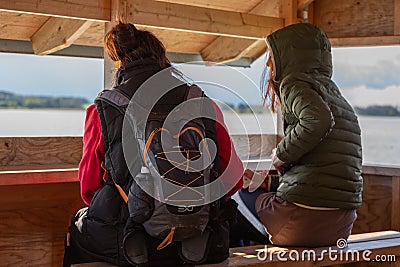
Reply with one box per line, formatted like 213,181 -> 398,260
1,46 -> 400,108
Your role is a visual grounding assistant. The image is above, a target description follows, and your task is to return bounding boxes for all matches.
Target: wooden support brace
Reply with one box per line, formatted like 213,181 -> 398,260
31,17 -> 93,55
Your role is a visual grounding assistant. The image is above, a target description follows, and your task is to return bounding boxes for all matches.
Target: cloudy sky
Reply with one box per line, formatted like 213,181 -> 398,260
1,45 -> 400,108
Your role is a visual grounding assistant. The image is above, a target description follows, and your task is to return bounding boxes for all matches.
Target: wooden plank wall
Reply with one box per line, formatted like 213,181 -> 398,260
0,137 -> 399,266
0,182 -> 84,266
0,137 -> 84,266
0,137 -> 82,171
353,166 -> 400,234
353,174 -> 393,234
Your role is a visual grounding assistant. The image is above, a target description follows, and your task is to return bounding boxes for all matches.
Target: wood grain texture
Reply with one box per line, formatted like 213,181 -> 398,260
298,0 -> 315,10
154,0 -> 264,12
352,174 -> 393,234
126,0 -> 284,39
0,182 -> 82,211
313,0 -> 395,38
0,137 -> 82,171
75,21 -> 105,47
280,0 -> 301,26
392,176 -> 400,231
201,0 -> 279,63
0,169 -> 78,186
395,0 -> 400,35
330,35 -> 400,47
363,165 -> 400,177
0,11 -> 48,41
0,0 -> 110,21
0,182 -> 84,266
31,17 -> 93,55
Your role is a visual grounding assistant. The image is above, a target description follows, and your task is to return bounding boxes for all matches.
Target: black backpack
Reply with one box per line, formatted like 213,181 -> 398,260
97,84 -> 237,266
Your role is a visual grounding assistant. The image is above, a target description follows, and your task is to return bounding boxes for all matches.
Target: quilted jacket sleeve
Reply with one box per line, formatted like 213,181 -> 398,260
276,81 -> 335,164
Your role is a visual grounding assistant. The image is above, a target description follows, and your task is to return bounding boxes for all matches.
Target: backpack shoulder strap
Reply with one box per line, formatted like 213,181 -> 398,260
95,89 -> 131,114
185,84 -> 204,101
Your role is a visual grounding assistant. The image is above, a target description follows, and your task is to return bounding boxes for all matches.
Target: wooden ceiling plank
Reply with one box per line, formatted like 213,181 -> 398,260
154,0 -> 262,12
31,17 -> 93,55
200,0 -> 280,64
330,36 -> 400,47
201,37 -> 256,64
201,0 -> 304,64
0,0 -> 110,21
313,0 -> 394,39
125,0 -> 284,39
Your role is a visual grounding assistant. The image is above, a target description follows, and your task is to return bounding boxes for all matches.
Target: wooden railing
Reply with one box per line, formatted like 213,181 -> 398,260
0,136 -> 399,266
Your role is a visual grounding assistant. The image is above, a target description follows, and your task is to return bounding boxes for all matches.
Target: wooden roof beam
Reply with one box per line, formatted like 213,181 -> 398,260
298,0 -> 315,11
31,17 -> 93,55
330,36 -> 400,47
200,0 -> 281,64
313,0 -> 397,45
121,0 -> 284,39
201,0 -> 304,64
0,0 -> 110,21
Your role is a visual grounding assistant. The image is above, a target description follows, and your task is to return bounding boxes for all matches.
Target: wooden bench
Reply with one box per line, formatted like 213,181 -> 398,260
72,231 -> 400,267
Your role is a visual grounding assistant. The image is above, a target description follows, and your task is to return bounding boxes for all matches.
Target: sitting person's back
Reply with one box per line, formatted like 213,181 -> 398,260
63,22 -> 244,266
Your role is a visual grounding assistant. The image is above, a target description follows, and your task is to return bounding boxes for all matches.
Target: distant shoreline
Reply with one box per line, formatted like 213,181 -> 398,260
0,90 -> 90,110
1,108 -> 400,119
0,107 -> 87,110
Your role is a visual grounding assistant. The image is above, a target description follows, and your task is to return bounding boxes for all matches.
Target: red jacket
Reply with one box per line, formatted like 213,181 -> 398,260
79,103 -> 244,205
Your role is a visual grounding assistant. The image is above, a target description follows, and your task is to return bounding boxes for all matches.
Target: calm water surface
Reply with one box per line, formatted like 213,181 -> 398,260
1,109 -> 399,166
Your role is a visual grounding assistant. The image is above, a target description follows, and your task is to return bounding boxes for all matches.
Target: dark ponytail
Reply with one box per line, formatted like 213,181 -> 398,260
105,22 -> 170,69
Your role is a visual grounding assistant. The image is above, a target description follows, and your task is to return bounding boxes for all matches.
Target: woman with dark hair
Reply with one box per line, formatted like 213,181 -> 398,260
234,23 -> 363,247
63,23 -> 243,266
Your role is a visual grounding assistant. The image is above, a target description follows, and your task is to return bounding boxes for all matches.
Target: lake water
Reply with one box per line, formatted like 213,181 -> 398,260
1,109 -> 399,166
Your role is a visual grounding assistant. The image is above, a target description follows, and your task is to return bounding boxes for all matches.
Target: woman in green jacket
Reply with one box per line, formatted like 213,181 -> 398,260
241,23 -> 363,247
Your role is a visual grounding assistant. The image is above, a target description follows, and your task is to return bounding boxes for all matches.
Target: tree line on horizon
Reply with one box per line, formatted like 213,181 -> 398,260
0,91 -> 90,109
354,105 -> 400,117
1,91 -> 399,116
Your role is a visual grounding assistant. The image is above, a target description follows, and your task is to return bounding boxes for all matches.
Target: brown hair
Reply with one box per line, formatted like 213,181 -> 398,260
261,56 -> 280,112
104,22 -> 170,69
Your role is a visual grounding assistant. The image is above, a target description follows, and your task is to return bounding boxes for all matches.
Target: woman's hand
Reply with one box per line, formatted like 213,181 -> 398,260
243,169 -> 269,191
271,148 -> 287,174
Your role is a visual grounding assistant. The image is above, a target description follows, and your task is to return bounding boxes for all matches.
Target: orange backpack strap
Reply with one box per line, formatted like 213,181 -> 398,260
101,161 -> 128,203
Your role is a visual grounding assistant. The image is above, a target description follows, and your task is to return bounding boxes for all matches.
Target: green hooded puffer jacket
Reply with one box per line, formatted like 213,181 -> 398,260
266,23 -> 363,209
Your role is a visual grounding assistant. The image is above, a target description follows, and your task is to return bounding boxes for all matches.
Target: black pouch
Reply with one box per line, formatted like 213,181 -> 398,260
128,173 -> 154,224
203,198 -> 238,264
123,218 -> 149,267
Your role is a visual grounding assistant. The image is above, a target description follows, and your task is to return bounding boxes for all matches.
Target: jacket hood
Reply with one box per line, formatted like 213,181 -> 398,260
266,23 -> 332,82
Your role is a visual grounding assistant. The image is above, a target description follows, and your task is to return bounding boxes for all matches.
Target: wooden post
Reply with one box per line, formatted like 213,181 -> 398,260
307,1 -> 314,24
104,0 -> 128,89
392,176 -> 400,231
